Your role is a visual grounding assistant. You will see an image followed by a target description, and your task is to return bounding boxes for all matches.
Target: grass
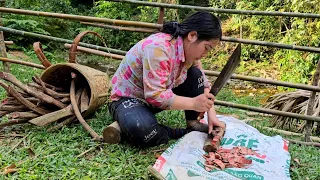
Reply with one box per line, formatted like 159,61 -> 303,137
0,50 -> 319,179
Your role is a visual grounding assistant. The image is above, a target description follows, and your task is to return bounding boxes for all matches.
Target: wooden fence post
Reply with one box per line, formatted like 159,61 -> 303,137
0,0 -> 10,73
305,57 -> 320,141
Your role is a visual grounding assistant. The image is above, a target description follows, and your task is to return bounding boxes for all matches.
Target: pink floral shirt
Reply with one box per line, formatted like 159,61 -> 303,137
110,33 -> 210,109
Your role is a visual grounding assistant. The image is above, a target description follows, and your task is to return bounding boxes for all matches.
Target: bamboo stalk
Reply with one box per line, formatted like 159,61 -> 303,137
0,72 -> 66,109
204,70 -> 320,92
288,139 -> 320,147
214,100 -> 320,122
80,22 -> 157,33
64,44 -> 124,60
0,7 -> 162,29
0,26 -> 127,55
0,57 -> 45,69
258,126 -> 320,142
4,41 -> 13,45
110,0 -> 320,18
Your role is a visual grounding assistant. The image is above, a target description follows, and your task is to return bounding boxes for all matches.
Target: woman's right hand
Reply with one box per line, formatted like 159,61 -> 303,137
192,93 -> 215,112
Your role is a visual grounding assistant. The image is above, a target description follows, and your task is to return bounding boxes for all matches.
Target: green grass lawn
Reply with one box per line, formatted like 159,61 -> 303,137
0,51 -> 319,179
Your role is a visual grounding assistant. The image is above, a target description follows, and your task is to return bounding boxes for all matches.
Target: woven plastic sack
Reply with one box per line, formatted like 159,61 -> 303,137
152,115 -> 291,180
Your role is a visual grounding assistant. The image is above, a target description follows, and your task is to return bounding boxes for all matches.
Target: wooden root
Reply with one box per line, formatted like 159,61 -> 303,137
70,72 -> 101,141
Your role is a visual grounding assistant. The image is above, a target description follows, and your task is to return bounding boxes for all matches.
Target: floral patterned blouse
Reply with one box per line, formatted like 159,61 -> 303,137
110,33 -> 210,109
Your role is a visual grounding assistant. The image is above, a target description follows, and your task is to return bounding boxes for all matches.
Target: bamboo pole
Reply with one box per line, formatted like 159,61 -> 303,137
0,57 -> 45,69
257,126 -> 320,142
0,26 -> 127,55
80,22 -> 157,33
109,0 -> 320,18
0,7 -> 162,29
64,43 -> 124,60
4,41 -> 13,45
0,0 -> 9,72
288,139 -> 320,147
204,70 -> 320,92
81,25 -> 320,53
220,36 -> 320,53
4,27 -> 319,93
214,100 -> 320,123
0,8 -> 319,53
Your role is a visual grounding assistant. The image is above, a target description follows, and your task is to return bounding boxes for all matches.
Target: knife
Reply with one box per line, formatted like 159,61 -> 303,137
197,44 -> 242,120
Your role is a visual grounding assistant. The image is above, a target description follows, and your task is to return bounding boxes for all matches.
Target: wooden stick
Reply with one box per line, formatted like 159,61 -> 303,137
29,89 -> 82,126
76,145 -> 100,158
32,76 -> 69,98
0,119 -> 29,129
31,76 -> 64,91
70,73 -> 101,141
0,57 -> 45,69
29,106 -> 73,126
0,104 -> 26,111
0,81 -> 48,115
8,112 -> 38,119
33,42 -> 52,68
80,88 -> 89,113
0,72 -> 66,108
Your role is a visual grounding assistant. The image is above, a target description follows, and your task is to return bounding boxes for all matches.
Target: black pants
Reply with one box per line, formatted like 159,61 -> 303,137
108,66 -> 205,147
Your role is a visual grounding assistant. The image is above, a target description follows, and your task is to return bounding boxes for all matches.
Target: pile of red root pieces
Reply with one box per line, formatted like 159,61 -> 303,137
0,71 -> 101,140
203,146 -> 256,171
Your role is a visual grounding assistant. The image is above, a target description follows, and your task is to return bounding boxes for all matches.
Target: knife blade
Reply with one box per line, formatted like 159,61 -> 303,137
197,44 -> 242,120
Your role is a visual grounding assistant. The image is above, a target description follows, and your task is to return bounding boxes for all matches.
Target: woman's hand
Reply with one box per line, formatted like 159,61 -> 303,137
192,93 -> 215,112
207,108 -> 225,134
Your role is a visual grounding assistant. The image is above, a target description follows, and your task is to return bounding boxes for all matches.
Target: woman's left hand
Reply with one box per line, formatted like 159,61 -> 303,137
207,107 -> 225,134
203,88 -> 225,134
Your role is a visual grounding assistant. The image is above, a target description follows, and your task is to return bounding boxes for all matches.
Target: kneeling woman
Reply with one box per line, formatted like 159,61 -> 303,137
105,11 -> 224,147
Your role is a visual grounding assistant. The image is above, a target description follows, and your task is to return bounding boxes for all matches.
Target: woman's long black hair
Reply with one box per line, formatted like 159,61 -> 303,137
161,11 -> 222,41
